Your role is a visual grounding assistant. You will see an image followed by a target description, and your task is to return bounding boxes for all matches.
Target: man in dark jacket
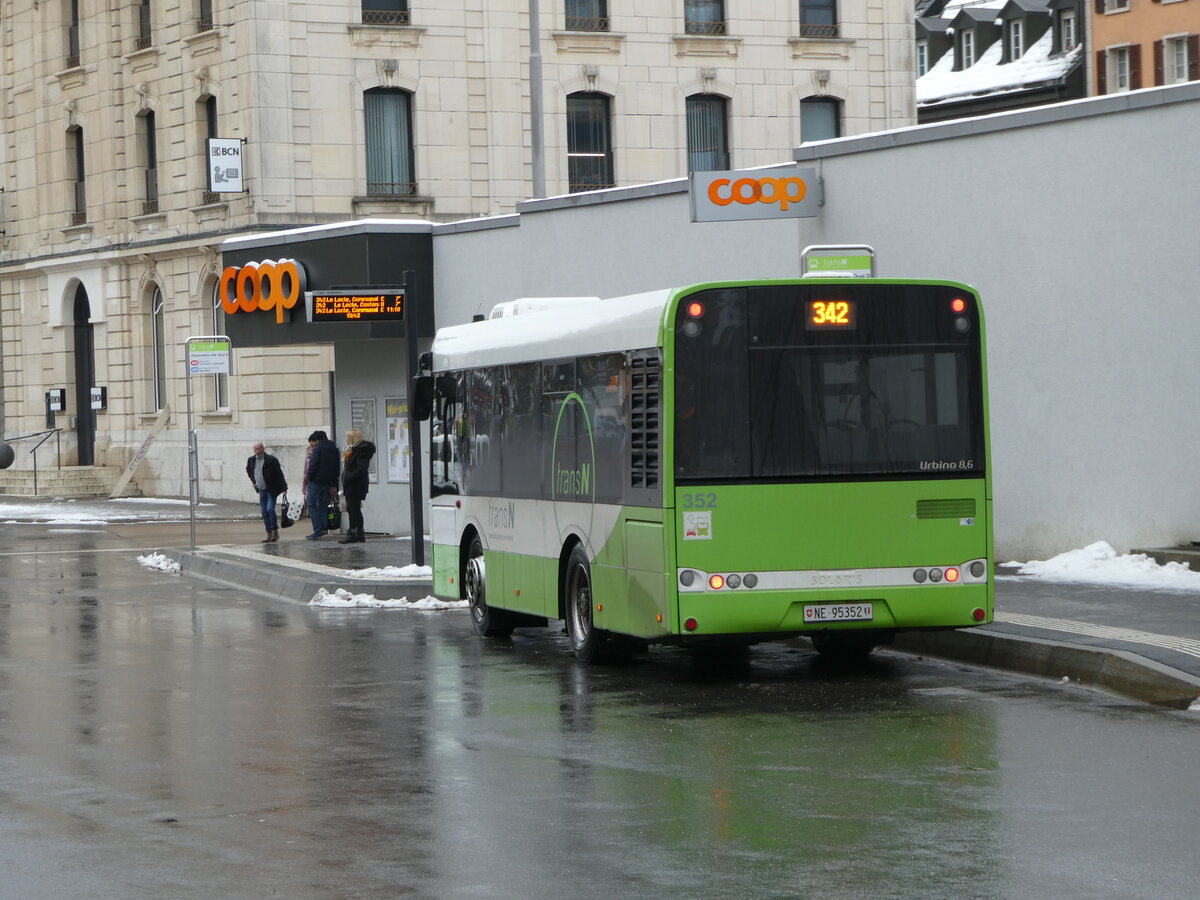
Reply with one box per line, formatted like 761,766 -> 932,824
305,430 -> 341,539
246,442 -> 288,543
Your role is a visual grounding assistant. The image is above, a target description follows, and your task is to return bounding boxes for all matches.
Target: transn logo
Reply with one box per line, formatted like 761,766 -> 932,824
707,175 -> 808,210
218,259 -> 307,324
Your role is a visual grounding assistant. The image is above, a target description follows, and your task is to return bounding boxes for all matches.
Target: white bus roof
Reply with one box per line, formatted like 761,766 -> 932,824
433,288 -> 674,370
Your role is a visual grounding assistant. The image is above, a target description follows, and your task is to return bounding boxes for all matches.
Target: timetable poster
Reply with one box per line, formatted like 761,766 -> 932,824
385,397 -> 410,484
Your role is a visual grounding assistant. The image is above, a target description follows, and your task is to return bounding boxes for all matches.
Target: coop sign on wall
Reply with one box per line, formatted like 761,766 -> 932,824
689,166 -> 820,222
218,259 -> 309,323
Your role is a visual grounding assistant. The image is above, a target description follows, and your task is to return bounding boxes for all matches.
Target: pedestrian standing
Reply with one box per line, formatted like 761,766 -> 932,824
339,428 -> 377,544
246,441 -> 287,543
305,430 -> 341,540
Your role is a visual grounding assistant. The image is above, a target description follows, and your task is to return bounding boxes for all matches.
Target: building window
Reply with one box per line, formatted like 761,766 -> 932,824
362,0 -> 409,26
1104,0 -> 1129,11
686,95 -> 729,173
800,96 -> 840,142
685,0 -> 726,35
799,0 -> 838,39
136,0 -> 152,49
1112,46 -> 1130,91
69,126 -> 86,225
140,111 -> 159,214
566,0 -> 608,31
1098,44 -> 1141,93
197,0 -> 214,33
1057,9 -> 1078,53
364,88 -> 416,196
917,40 -> 928,76
211,282 -> 229,410
151,287 -> 167,411
1005,20 -> 1023,62
958,29 -> 976,69
567,92 -> 614,192
66,0 -> 81,67
200,96 -> 220,203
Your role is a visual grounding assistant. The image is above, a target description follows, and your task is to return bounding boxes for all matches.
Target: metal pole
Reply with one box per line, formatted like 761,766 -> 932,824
185,340 -> 196,551
404,271 -> 425,566
529,0 -> 545,199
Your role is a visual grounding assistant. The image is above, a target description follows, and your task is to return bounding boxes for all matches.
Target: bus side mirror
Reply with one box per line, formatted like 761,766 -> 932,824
412,376 -> 433,421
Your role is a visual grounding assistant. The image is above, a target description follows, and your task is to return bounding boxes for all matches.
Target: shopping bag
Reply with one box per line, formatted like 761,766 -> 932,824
327,491 -> 343,532
279,492 -> 294,528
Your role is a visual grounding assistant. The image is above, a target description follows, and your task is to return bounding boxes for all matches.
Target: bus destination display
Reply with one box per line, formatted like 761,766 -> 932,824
308,291 -> 405,323
806,299 -> 856,330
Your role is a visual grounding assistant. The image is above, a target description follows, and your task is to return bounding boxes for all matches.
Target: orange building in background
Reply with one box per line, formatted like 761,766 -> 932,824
1093,0 -> 1200,92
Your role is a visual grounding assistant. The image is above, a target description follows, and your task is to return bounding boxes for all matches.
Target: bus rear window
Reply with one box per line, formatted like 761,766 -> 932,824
674,284 -> 986,482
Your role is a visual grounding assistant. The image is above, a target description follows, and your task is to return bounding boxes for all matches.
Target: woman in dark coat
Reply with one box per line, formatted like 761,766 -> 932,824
339,428 -> 377,544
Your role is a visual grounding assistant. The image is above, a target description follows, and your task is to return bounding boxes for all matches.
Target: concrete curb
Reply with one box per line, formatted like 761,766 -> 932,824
893,628 -> 1200,708
165,549 -> 434,606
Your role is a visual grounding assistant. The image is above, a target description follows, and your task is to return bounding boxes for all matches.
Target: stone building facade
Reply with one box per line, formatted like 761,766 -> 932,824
0,1 -> 916,500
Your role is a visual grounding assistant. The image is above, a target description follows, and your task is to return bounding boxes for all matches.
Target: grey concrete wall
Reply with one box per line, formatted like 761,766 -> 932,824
431,84 -> 1200,561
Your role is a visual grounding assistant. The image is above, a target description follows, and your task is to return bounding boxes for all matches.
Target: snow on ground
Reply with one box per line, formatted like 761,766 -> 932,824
309,588 -> 467,610
343,564 -> 432,579
137,552 -> 182,575
0,497 -> 227,524
1000,541 -> 1200,591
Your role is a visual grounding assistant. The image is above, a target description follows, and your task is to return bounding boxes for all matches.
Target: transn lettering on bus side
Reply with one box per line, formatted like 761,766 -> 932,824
489,500 -> 516,529
556,463 -> 592,497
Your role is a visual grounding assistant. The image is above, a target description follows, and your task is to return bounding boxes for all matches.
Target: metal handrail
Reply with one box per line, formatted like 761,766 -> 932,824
2,429 -> 62,496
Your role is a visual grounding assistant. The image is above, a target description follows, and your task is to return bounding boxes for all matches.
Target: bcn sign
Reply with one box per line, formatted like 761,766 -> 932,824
218,259 -> 308,324
689,166 -> 819,222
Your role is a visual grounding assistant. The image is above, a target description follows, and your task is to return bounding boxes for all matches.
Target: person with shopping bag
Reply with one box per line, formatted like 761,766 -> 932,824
246,441 -> 287,543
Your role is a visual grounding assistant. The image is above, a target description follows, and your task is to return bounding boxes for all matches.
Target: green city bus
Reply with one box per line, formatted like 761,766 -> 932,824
415,278 -> 993,663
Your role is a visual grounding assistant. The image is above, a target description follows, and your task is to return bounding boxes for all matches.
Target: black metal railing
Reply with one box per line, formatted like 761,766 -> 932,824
366,181 -> 418,196
202,190 -> 220,204
566,16 -> 609,31
799,24 -> 839,38
361,9 -> 410,26
685,20 -> 727,35
195,17 -> 214,33
4,429 -> 62,496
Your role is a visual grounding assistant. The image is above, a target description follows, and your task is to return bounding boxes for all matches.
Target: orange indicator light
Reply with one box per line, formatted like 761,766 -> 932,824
945,567 -> 960,583
951,297 -> 966,313
709,574 -> 725,590
687,301 -> 705,318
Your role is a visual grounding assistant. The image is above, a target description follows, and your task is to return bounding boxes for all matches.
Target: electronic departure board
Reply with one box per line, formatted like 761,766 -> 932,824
306,291 -> 405,323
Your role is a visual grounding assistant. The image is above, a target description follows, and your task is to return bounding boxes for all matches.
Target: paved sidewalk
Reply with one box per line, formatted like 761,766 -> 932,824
139,501 -> 1200,708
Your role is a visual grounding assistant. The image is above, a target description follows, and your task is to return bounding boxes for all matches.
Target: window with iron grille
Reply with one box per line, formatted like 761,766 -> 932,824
70,126 -> 86,224
566,0 -> 609,31
197,0 -> 214,32
365,88 -> 417,196
799,0 -> 838,38
67,0 -> 81,67
362,0 -> 409,26
141,111 -> 159,214
136,0 -> 152,49
685,0 -> 726,35
567,92 -> 614,192
686,95 -> 729,173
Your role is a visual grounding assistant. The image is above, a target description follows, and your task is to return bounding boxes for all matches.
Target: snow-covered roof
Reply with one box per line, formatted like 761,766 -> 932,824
432,289 -> 673,370
918,29 -> 1082,107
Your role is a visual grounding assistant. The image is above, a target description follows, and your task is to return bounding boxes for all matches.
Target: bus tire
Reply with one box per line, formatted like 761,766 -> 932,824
564,544 -> 606,664
464,534 -> 514,638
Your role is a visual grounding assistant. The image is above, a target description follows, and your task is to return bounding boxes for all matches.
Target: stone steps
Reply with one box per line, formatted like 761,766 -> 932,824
0,466 -> 142,498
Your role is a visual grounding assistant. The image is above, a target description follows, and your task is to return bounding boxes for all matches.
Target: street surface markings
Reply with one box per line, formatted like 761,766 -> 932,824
203,545 -> 429,580
997,611 -> 1200,660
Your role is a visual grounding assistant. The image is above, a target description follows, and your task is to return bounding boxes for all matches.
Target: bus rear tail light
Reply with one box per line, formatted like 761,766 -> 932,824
685,617 -> 699,631
945,567 -> 960,583
708,574 -> 725,590
972,607 -> 987,622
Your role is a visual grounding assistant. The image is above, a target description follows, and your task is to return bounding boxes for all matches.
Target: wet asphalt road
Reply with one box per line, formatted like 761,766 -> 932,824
1,523 -> 1199,899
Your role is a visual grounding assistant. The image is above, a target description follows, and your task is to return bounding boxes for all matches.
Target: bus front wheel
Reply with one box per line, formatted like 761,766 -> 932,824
465,535 -> 514,638
565,545 -> 606,664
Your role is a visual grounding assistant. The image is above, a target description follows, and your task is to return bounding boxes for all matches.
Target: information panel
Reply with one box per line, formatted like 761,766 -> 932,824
306,291 -> 405,323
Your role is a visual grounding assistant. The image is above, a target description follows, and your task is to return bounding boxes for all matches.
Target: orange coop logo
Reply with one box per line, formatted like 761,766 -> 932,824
218,259 -> 308,324
706,175 -> 807,210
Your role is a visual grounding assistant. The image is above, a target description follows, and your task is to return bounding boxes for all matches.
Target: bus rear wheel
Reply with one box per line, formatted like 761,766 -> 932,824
565,544 -> 606,664
464,535 -> 514,638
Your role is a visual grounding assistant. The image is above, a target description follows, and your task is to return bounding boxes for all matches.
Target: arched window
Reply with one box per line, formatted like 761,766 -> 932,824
151,286 -> 167,411
686,95 -> 729,173
800,96 -> 840,143
364,88 -> 416,196
567,92 -> 614,192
